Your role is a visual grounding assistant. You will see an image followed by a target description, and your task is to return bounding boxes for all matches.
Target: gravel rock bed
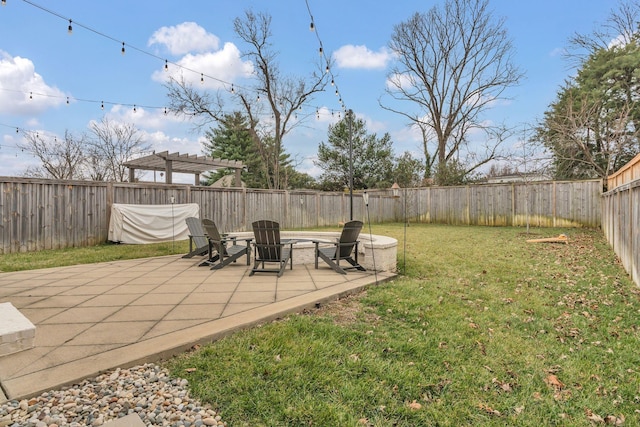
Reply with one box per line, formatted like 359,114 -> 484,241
0,363 -> 226,427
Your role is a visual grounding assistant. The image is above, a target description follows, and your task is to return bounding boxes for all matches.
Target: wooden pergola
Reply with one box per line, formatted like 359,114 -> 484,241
123,151 -> 245,186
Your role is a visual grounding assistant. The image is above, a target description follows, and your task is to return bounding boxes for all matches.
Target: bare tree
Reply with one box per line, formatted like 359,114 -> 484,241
166,10 -> 328,189
537,89 -> 640,180
88,117 -> 150,182
18,130 -> 86,179
382,0 -> 523,184
565,0 -> 640,66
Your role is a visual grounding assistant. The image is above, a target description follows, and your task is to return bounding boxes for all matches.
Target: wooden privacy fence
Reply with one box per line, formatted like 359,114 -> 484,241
607,152 -> 640,190
602,180 -> 640,287
0,177 -> 602,254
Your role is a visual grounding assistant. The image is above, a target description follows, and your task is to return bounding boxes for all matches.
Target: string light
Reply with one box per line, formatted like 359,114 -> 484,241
1,0 -> 6,6
5,0 -> 347,123
164,59 -> 168,72
15,0 -> 274,115
306,0 -> 348,115
67,19 -> 72,34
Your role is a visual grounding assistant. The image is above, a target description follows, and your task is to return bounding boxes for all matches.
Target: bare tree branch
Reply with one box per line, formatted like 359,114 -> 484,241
166,10 -> 329,189
381,0 -> 523,184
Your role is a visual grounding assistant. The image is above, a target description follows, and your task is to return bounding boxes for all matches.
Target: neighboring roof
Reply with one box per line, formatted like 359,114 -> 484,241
123,151 -> 244,185
210,174 -> 246,188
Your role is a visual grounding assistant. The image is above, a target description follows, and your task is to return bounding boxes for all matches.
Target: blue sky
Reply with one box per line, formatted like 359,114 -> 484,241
0,0 -> 617,182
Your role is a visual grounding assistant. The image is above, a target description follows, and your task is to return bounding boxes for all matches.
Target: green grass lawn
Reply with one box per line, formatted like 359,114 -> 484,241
1,224 -> 638,425
163,224 -> 639,426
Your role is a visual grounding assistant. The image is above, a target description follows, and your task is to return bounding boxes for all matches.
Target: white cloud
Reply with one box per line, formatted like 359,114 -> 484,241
333,45 -> 393,70
385,72 -> 414,91
102,104 -> 187,130
151,42 -> 254,88
549,47 -> 565,57
148,22 -> 220,55
0,51 -> 66,115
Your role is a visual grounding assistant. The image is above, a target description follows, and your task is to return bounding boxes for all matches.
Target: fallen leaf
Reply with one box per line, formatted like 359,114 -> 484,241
478,403 -> 501,416
349,353 -> 360,361
469,322 -> 479,329
586,412 -> 604,423
604,415 -> 625,425
407,400 -> 422,410
274,354 -> 281,362
545,374 -> 564,391
184,368 -> 197,373
358,418 -> 368,425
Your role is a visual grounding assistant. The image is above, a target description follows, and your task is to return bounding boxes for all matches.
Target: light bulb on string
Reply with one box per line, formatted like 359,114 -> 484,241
331,79 -> 335,86
1,1 -> 6,7
335,89 -> 339,96
200,73 -> 204,84
164,107 -> 167,115
230,84 -> 235,94
29,92 -> 32,99
66,96 -> 69,105
319,46 -> 323,56
121,42 -> 125,55
68,19 -> 72,34
133,105 -> 137,113
164,60 -> 168,72
101,101 -> 104,110
325,65 -> 329,74
309,21 -> 314,31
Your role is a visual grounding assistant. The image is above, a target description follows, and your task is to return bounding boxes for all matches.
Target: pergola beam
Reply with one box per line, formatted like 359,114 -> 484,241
122,151 -> 245,186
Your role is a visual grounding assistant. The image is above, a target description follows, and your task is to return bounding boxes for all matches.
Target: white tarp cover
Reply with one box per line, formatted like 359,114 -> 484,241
108,203 -> 200,244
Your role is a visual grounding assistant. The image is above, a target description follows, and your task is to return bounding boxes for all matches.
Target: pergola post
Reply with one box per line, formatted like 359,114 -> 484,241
165,160 -> 173,184
128,168 -> 135,183
195,173 -> 200,186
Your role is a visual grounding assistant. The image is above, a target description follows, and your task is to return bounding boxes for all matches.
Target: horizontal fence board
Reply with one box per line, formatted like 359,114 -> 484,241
0,177 -> 603,255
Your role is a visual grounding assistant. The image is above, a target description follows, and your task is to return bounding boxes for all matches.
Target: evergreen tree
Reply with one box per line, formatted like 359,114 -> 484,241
202,112 -> 263,187
315,113 -> 395,191
536,40 -> 640,180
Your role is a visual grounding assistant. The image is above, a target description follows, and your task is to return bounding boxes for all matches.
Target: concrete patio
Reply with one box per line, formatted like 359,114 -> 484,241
0,254 -> 395,403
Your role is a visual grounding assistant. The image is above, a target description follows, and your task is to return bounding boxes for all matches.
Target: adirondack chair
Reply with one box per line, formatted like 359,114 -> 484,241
313,220 -> 366,274
249,220 -> 293,277
199,219 -> 251,269
182,217 -> 209,258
